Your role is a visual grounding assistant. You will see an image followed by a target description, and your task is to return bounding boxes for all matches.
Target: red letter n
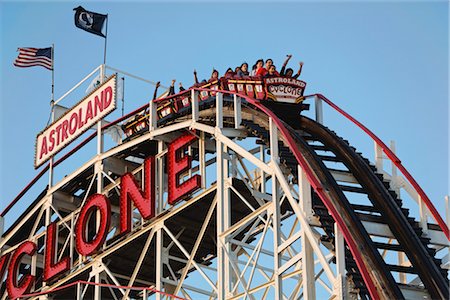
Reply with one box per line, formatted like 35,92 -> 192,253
168,132 -> 201,205
120,156 -> 156,234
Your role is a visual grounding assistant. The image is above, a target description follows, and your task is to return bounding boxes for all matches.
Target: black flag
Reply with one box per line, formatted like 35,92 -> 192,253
73,6 -> 107,37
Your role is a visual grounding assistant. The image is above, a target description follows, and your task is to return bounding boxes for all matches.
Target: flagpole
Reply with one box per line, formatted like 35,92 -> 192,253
103,14 -> 108,68
49,43 -> 55,188
51,44 -> 55,105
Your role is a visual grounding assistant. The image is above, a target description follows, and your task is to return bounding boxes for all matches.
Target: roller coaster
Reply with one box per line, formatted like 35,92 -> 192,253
0,65 -> 448,299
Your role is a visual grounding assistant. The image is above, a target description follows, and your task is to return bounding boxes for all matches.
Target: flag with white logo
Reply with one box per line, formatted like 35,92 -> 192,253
73,6 -> 107,37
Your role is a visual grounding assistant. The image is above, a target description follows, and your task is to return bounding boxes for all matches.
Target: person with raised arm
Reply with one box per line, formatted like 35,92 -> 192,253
280,54 -> 292,76
292,61 -> 304,79
153,81 -> 161,100
193,69 -> 199,85
168,79 -> 176,96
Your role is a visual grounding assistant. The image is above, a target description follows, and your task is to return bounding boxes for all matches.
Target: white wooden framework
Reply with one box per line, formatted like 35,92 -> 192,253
0,65 -> 448,300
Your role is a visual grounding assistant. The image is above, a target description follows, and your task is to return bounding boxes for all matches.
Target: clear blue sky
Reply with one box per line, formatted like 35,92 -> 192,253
1,1 -> 448,230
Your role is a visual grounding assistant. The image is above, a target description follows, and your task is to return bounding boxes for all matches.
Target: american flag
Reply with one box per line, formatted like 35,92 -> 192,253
13,47 -> 53,70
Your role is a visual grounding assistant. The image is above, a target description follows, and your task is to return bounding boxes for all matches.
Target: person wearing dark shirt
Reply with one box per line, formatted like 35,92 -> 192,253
225,68 -> 235,78
179,82 -> 185,92
264,65 -> 279,77
280,54 -> 292,76
293,62 -> 304,79
280,55 -> 304,79
210,69 -> 219,81
236,62 -> 249,77
168,79 -> 176,96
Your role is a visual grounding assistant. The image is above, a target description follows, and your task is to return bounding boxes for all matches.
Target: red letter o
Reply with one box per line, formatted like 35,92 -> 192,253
75,194 -> 111,256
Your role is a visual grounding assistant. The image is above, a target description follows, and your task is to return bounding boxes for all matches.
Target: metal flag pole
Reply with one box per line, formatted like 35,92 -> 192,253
121,77 -> 125,117
49,43 -> 55,188
103,14 -> 108,68
51,44 -> 55,105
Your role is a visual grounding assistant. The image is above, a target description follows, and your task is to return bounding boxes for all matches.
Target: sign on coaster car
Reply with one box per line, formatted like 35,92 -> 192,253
264,77 -> 306,103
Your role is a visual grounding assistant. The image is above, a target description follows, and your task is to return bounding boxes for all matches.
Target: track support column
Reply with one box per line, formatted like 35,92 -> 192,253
315,95 -> 323,124
156,224 -> 163,300
299,166 -> 316,300
269,117 -> 282,300
216,93 -> 231,298
333,223 -> 347,300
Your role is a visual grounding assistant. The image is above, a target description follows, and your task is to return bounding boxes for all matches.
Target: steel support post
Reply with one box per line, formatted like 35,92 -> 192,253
298,165 -> 316,299
216,140 -> 231,299
199,131 -> 206,188
269,118 -> 282,300
314,95 -> 323,124
156,225 -> 163,300
334,223 -> 346,300
157,141 -> 165,214
374,142 -> 383,173
76,282 -> 82,300
149,98 -> 157,132
216,95 -> 231,298
192,90 -> 199,122
91,262 -> 103,300
216,92 -> 223,129
260,145 -> 266,194
0,216 -> 3,241
234,94 -> 242,129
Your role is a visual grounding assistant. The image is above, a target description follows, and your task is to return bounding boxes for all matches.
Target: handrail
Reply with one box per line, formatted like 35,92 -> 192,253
305,93 -> 449,240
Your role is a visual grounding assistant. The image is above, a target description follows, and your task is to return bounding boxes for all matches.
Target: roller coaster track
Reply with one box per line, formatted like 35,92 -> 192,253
1,87 -> 448,299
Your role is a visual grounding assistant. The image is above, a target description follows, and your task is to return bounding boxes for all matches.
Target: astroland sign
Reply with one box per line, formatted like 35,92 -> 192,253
35,75 -> 117,168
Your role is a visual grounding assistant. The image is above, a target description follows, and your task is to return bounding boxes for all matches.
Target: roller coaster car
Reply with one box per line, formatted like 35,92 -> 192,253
122,76 -> 308,138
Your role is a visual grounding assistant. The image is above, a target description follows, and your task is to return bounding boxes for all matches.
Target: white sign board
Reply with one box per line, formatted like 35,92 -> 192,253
35,75 -> 117,168
264,77 -> 306,103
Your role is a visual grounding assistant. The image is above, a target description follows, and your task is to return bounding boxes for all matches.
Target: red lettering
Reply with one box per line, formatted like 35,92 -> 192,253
39,136 -> 48,160
61,120 -> 69,142
94,95 -> 103,116
7,241 -> 36,299
0,253 -> 10,286
43,222 -> 70,282
49,129 -> 55,152
168,132 -> 201,205
75,194 -> 111,256
103,86 -> 113,108
78,107 -> 85,129
55,123 -> 62,145
85,101 -> 93,122
120,156 -> 156,234
69,112 -> 78,135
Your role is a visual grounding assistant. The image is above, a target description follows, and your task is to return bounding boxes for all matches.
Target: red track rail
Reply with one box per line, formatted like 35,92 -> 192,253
305,93 -> 449,240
